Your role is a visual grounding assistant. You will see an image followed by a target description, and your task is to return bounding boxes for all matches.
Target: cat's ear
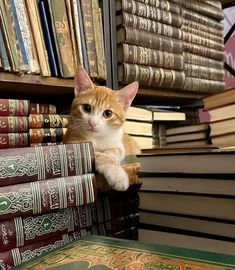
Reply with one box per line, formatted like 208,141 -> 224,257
115,82 -> 139,110
74,68 -> 94,97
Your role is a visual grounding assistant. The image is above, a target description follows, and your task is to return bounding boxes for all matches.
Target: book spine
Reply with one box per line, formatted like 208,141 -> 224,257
184,63 -> 224,81
0,26 -> 11,71
119,43 -> 184,71
0,133 -> 28,149
29,114 -> 68,128
0,99 -> 29,116
0,173 -> 97,221
30,142 -> 62,147
117,0 -> 182,28
118,26 -> 183,54
29,103 -> 57,115
0,142 -> 94,186
118,63 -> 185,89
80,0 -> 98,77
0,204 -> 92,252
0,116 -> 28,132
29,128 -> 67,143
118,12 -> 182,40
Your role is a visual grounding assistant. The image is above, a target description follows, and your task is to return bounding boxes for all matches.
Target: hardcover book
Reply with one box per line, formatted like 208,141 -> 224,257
0,99 -> 29,116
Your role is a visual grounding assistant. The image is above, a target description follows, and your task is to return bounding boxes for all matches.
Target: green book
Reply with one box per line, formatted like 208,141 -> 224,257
14,235 -> 235,269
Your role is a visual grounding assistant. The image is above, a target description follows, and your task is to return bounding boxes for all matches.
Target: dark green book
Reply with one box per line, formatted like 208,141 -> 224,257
14,235 -> 235,269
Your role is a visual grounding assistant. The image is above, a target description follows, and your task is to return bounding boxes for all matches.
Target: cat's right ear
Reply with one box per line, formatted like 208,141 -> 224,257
74,68 -> 94,97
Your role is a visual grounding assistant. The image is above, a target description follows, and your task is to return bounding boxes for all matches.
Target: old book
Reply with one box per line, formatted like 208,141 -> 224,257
0,116 -> 28,132
166,123 -> 209,136
16,235 -> 235,269
130,135 -> 153,149
118,63 -> 185,89
0,142 -> 94,186
46,0 -> 75,78
29,127 -> 67,143
165,140 -> 210,148
116,0 -> 182,28
80,0 -> 98,77
210,118 -> 235,137
0,25 -> 11,71
166,131 -> 209,143
207,104 -> 235,122
0,204 -> 92,252
24,0 -> 51,76
117,25 -> 182,54
116,12 -> 182,40
29,103 -> 57,114
211,133 -> 235,148
118,44 -> 184,71
0,99 -> 29,116
0,133 -> 28,149
123,120 -> 152,136
29,114 -> 68,128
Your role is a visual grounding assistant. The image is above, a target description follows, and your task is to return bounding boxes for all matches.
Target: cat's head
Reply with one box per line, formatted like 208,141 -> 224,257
69,68 -> 138,138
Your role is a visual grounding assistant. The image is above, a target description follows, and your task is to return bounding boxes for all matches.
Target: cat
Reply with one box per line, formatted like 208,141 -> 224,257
63,68 -> 141,191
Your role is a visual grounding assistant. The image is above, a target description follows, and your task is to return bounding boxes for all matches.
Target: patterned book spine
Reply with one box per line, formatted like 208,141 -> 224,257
118,44 -> 184,71
118,63 -> 185,89
204,0 -> 222,9
80,0 -> 98,77
0,142 -> 94,186
29,128 -> 67,143
29,114 -> 68,128
0,133 -> 28,149
30,142 -> 62,147
0,116 -> 28,132
0,205 -> 92,252
117,26 -> 183,54
29,103 -> 57,115
117,12 -> 182,40
0,99 -> 29,116
0,173 -> 96,221
184,63 -> 224,81
116,0 -> 182,28
0,26 -> 11,71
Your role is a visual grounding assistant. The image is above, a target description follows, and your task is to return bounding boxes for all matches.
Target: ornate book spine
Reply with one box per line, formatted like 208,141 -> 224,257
0,173 -> 97,221
29,103 -> 57,115
0,99 -> 29,116
117,12 -> 182,40
118,44 -> 184,71
29,128 -> 67,143
118,63 -> 185,89
0,133 -> 28,149
0,205 -> 92,252
80,0 -> 98,77
0,142 -> 94,186
0,25 -> 11,71
117,26 -> 183,54
0,116 -> 29,132
116,0 -> 182,28
29,114 -> 68,128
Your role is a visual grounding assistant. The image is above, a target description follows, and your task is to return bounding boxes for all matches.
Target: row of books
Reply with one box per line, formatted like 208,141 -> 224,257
0,0 -> 106,79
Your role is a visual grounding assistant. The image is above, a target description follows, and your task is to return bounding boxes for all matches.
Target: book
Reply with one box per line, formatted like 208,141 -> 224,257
166,123 -> 209,136
15,235 -> 235,269
166,131 -> 209,143
0,24 -> 11,71
29,127 -> 67,143
208,104 -> 235,122
0,173 -> 96,221
0,142 -> 94,186
211,133 -> 235,148
0,116 -> 28,132
123,120 -> 152,136
29,114 -> 68,128
0,133 -> 28,149
165,139 -> 210,148
0,99 -> 29,116
209,118 -> 235,137
29,103 -> 57,114
130,135 -> 153,149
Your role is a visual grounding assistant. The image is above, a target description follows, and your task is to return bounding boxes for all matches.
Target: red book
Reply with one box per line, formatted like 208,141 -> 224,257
0,133 -> 29,149
29,103 -> 57,115
0,173 -> 97,221
0,116 -> 29,132
0,142 -> 94,186
0,99 -> 29,116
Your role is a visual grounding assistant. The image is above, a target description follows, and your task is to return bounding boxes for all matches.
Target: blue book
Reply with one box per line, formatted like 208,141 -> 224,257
0,26 -> 11,71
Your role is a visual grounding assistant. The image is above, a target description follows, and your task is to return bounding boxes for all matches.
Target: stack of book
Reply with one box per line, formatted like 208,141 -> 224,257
137,149 -> 235,255
0,0 -> 106,79
203,87 -> 235,147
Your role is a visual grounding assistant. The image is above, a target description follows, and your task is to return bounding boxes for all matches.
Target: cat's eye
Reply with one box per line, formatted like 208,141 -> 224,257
82,104 -> 91,113
103,110 -> 113,118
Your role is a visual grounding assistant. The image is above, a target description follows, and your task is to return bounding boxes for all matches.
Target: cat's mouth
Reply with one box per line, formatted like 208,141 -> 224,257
87,127 -> 98,133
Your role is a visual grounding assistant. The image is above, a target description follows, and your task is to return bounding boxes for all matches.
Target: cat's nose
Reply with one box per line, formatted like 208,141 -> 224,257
88,120 -> 96,128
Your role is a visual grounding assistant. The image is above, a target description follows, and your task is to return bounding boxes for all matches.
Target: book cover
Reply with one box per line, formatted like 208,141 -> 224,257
30,103 -> 57,115
0,133 -> 29,149
0,11 -> 11,71
0,99 -> 29,116
0,116 -> 28,132
29,114 -> 68,128
29,128 -> 67,143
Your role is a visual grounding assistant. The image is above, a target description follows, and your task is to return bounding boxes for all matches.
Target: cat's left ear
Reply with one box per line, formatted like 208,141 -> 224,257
74,68 -> 94,97
115,82 -> 139,110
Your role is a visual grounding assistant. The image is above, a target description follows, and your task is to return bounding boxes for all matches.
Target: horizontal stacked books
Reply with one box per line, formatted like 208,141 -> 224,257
116,0 -> 225,95
0,0 -> 106,79
137,149 -> 235,255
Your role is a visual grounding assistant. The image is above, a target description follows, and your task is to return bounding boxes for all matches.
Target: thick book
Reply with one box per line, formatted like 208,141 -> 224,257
123,120 -> 152,136
29,127 -> 67,143
0,24 -> 11,71
0,142 -> 94,186
166,123 -> 209,136
166,131 -> 209,143
211,133 -> 235,148
0,116 -> 28,132
0,99 -> 29,116
15,235 -> 235,269
207,103 -> 235,122
29,114 -> 68,128
209,118 -> 235,137
0,133 -> 28,149
29,103 -> 57,114
0,173 -> 96,220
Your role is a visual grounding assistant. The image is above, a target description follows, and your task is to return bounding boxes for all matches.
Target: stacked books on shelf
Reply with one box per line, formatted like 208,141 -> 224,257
137,149 -> 235,255
116,0 -> 225,95
203,87 -> 235,148
0,0 -> 106,79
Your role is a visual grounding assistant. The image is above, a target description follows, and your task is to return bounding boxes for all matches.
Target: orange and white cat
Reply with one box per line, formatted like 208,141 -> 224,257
63,68 -> 141,191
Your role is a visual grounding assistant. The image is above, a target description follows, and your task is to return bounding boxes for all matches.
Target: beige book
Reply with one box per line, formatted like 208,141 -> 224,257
123,120 -> 152,136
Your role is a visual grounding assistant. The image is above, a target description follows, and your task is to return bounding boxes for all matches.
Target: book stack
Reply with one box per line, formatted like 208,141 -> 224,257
203,87 -> 235,148
0,0 -> 106,79
137,149 -> 235,254
181,0 -> 225,94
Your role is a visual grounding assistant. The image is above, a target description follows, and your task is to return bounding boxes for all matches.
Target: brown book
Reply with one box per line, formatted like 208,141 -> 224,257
211,133 -> 235,148
166,131 -> 209,143
29,103 -> 57,115
118,44 -> 184,71
29,127 -> 67,143
118,63 -> 185,90
0,116 -> 28,132
166,123 -> 209,136
117,26 -> 183,54
116,12 -> 182,40
116,0 -> 182,28
0,142 -> 94,187
208,104 -> 235,122
210,118 -> 235,137
29,114 -> 68,128
0,133 -> 28,149
80,0 -> 98,78
0,99 -> 29,116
